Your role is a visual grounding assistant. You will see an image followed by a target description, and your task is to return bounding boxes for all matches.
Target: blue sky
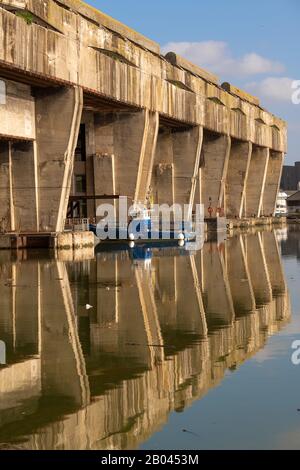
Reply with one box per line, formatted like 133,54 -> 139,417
87,0 -> 299,164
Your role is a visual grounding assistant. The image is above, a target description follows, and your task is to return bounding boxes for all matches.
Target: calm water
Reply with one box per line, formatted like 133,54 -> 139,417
0,228 -> 299,450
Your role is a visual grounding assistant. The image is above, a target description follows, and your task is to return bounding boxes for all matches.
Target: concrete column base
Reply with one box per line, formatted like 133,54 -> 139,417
56,231 -> 95,250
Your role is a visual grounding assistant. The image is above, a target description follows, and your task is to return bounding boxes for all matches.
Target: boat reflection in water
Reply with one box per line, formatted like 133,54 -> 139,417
0,230 -> 291,450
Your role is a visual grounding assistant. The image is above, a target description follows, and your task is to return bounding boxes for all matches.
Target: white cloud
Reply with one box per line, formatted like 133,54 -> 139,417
161,41 -> 285,77
246,77 -> 295,102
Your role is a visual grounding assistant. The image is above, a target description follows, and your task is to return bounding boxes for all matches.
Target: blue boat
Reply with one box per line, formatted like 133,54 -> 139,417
90,208 -> 196,244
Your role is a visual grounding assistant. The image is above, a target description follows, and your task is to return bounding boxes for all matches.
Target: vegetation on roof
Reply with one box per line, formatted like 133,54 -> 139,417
15,10 -> 34,25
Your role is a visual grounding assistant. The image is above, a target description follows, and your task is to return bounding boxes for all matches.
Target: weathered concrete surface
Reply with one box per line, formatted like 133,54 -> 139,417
0,80 -> 35,140
93,153 -> 115,211
0,139 -> 39,234
226,140 -> 252,218
201,133 -> 231,217
150,125 -> 203,214
0,142 -> 12,232
94,110 -> 158,205
0,0 -> 287,234
10,0 -> 160,54
173,126 -> 203,216
221,83 -> 260,107
36,86 -> 83,232
165,52 -> 219,85
262,151 -> 284,216
0,3 -> 286,148
152,130 -> 175,205
135,111 -> 159,204
11,141 -> 38,232
245,147 -> 269,218
57,231 -> 93,250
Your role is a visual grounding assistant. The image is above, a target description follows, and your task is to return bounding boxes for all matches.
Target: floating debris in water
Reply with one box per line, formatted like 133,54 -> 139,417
182,429 -> 200,437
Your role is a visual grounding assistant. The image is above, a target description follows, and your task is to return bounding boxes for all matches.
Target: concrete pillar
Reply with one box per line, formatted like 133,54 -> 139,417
245,146 -> 269,218
173,126 -> 203,217
35,86 -> 83,232
227,235 -> 256,315
0,141 -> 14,232
79,111 -> 96,217
262,151 -> 284,216
246,233 -> 273,306
11,141 -> 39,232
226,140 -> 252,218
153,163 -> 175,205
200,132 -> 231,217
152,129 -> 175,205
93,153 -> 116,214
193,172 -> 201,211
135,111 -> 159,204
94,109 -> 158,206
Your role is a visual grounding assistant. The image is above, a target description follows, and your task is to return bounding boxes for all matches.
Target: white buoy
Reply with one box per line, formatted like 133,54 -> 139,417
129,241 -> 135,249
129,233 -> 135,241
178,233 -> 185,241
178,240 -> 185,247
86,304 -> 93,311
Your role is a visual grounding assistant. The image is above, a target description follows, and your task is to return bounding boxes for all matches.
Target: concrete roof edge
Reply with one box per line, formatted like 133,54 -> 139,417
221,82 -> 260,107
56,0 -> 160,54
165,52 -> 219,85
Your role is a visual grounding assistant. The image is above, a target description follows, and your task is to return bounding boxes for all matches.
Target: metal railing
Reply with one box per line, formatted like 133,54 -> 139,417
65,218 -> 90,232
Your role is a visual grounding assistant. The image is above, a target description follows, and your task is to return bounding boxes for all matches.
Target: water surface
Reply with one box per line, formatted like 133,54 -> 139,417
0,228 -> 299,450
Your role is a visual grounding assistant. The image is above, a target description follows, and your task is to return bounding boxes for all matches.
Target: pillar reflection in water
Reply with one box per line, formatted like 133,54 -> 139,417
0,231 -> 291,449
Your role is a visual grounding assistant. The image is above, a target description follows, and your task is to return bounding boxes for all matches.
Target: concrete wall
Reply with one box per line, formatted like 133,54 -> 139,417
201,132 -> 231,217
0,142 -> 12,232
245,147 -> 269,218
0,3 -> 286,150
226,140 -> 252,218
93,110 -> 159,205
0,1 -> 287,231
0,79 -> 35,140
262,151 -> 284,216
36,87 -> 83,232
